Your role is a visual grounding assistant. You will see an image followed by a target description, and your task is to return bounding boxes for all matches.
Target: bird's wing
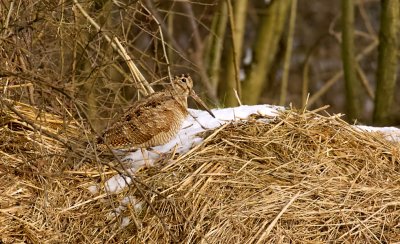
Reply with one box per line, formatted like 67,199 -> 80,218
99,94 -> 185,148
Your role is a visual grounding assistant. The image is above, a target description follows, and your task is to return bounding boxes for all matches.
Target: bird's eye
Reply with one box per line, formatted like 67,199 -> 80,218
181,78 -> 187,83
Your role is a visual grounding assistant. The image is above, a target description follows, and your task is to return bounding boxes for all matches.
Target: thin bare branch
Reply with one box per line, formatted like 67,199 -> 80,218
73,0 -> 153,95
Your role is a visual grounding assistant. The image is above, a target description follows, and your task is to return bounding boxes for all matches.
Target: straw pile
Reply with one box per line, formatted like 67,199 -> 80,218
1,101 -> 399,243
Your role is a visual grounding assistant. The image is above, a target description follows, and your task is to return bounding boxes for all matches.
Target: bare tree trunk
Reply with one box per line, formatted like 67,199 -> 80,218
341,0 -> 361,121
373,0 -> 399,125
220,0 -> 248,106
241,0 -> 290,105
279,0 -> 297,106
205,1 -> 228,93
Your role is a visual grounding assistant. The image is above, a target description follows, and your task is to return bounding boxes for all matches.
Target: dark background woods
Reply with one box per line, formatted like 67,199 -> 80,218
0,0 -> 398,130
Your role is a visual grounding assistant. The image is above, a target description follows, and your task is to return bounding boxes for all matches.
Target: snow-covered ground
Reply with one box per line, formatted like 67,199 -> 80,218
88,104 -> 400,195
356,125 -> 400,142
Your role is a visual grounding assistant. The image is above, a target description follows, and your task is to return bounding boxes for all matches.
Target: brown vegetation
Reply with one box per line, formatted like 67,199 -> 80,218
1,101 -> 399,242
1,0 -> 400,243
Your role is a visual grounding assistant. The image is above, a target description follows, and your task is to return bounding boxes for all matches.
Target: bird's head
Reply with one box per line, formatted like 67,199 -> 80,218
171,74 -> 215,118
171,74 -> 194,96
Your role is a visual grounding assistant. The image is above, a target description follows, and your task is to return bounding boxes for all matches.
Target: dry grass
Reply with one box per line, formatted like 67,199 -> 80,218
1,101 -> 399,243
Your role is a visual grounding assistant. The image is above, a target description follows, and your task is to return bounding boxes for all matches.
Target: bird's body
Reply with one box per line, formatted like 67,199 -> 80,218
97,74 -> 213,150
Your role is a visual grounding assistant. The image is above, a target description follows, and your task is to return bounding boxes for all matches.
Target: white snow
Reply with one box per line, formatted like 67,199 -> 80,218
356,125 -> 400,142
105,196 -> 144,228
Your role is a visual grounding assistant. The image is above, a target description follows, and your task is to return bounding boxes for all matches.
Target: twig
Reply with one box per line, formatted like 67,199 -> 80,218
113,37 -> 154,94
72,0 -> 153,95
139,2 -> 172,81
255,191 -> 301,244
142,0 -> 218,102
279,0 -> 297,105
4,0 -> 15,29
358,0 -> 376,36
308,71 -> 344,106
301,34 -> 331,107
234,89 -> 242,106
226,0 -> 242,99
60,193 -> 108,212
356,62 -> 374,99
0,83 -> 33,89
100,156 -> 180,242
143,0 -> 185,55
0,96 -> 77,153
307,39 -> 377,107
181,1 -> 203,55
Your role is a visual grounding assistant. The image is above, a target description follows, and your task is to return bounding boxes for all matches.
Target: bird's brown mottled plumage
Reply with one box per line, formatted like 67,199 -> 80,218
97,74 -> 213,150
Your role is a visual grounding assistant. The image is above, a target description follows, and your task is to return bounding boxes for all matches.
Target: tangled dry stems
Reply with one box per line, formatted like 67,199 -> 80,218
0,101 -> 399,243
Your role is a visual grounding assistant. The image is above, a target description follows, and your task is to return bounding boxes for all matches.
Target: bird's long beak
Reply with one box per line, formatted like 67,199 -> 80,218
190,90 -> 215,118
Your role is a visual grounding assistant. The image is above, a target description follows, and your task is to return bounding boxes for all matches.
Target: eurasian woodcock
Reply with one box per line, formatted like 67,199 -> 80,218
97,74 -> 214,150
